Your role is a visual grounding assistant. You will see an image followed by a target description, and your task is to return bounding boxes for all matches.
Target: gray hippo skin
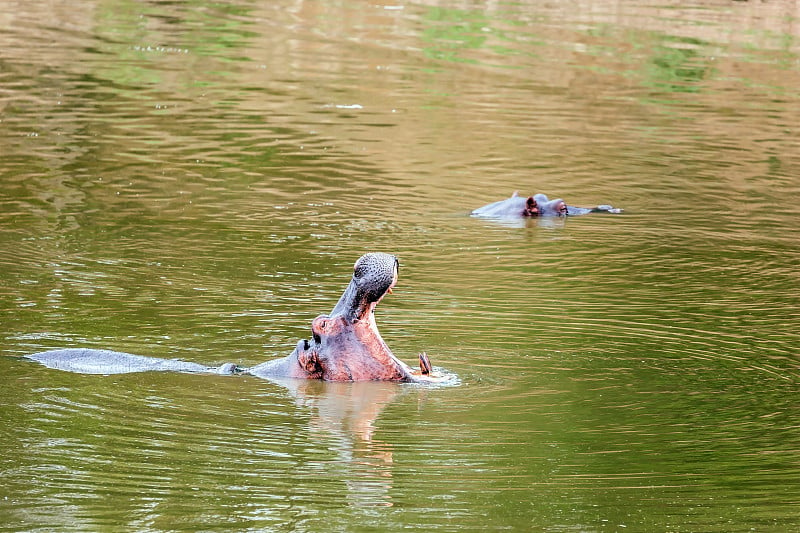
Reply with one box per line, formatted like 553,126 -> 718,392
471,191 -> 622,218
28,253 -> 442,383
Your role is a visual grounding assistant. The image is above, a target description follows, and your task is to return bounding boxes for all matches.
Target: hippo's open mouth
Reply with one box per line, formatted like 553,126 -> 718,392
252,252 -> 446,383
245,252 -> 443,382
286,253 -> 417,381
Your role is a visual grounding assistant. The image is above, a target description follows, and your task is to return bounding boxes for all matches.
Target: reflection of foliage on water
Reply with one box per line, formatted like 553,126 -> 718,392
646,36 -> 712,93
95,0 -> 257,87
421,7 -> 489,64
420,7 -> 539,66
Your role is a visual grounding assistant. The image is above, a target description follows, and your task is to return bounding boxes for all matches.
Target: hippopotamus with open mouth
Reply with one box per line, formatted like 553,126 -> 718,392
472,191 -> 622,218
27,253 -> 446,384
248,253 -> 433,382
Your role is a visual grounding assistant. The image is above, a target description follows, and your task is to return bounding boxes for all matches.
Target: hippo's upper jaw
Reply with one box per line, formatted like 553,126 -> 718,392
250,253 -> 420,382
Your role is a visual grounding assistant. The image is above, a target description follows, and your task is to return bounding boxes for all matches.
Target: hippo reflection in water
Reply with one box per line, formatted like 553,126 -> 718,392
472,191 -> 622,218
27,253 -> 449,384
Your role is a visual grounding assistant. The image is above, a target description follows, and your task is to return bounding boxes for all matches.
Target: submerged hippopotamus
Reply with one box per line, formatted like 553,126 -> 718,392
27,253 -> 446,384
472,191 -> 622,218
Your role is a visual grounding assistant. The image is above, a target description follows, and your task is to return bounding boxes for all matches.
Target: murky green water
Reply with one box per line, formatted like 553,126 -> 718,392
2,0 -> 799,531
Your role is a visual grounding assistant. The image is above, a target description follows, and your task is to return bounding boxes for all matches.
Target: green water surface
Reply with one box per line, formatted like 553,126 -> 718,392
1,0 -> 799,531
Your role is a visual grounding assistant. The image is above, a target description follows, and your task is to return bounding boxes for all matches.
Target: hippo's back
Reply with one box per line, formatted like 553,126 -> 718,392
27,348 -> 210,374
471,195 -> 527,218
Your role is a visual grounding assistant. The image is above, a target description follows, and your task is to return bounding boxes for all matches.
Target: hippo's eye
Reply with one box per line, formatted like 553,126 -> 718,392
353,264 -> 366,279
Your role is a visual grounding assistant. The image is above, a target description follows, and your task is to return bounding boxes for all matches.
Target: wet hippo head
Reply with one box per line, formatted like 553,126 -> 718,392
531,193 -> 568,216
472,192 -> 621,220
471,191 -> 573,219
288,253 -> 418,382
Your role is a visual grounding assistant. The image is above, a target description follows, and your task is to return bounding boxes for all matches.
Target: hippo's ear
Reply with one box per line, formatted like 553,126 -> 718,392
523,196 -> 539,217
298,349 -> 323,377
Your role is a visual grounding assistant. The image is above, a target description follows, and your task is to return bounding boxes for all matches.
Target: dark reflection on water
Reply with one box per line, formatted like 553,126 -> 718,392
2,0 -> 800,530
